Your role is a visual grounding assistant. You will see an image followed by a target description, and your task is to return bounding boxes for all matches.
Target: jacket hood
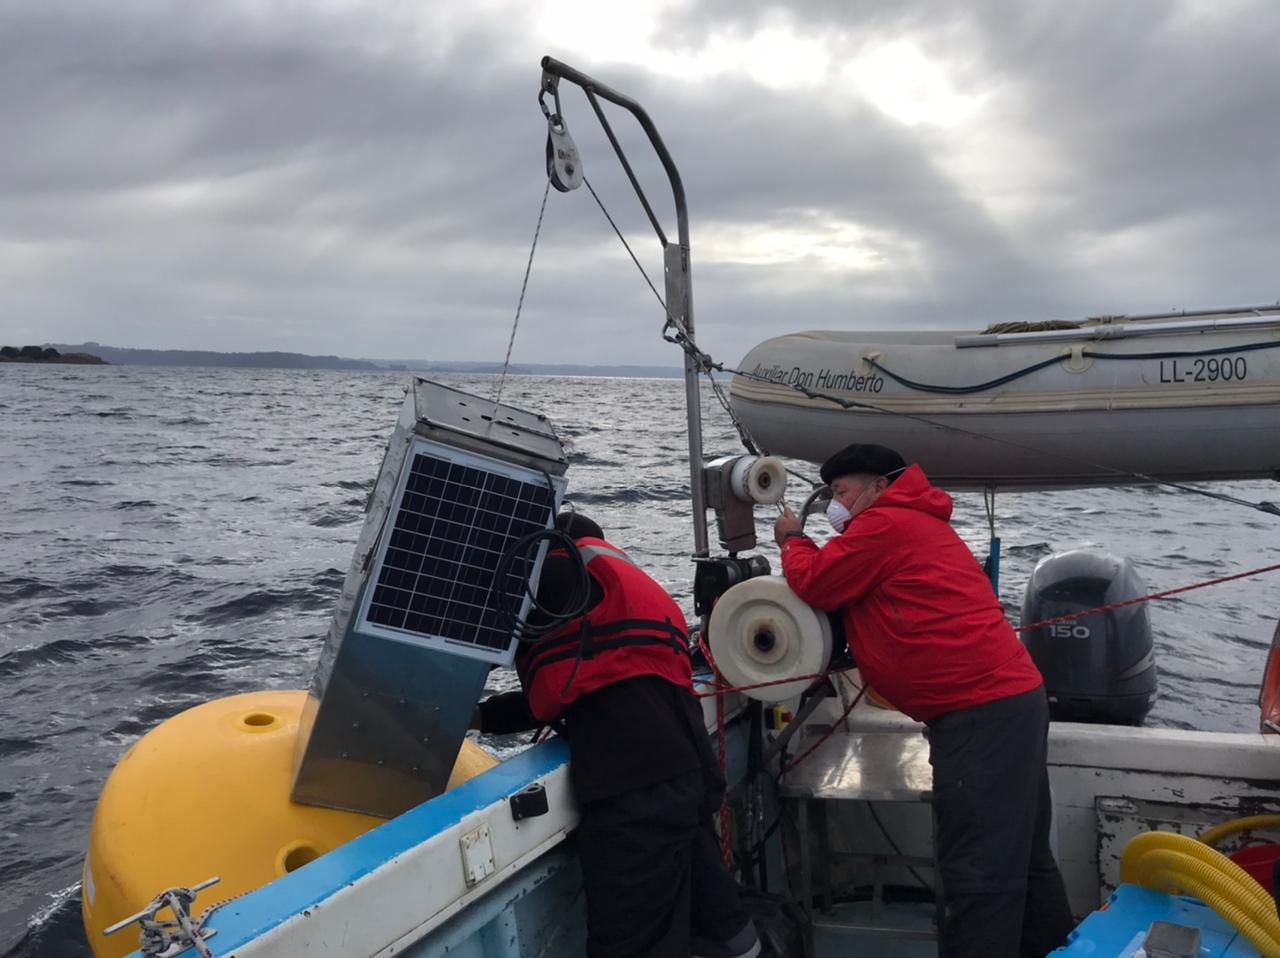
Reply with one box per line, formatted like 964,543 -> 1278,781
864,463 -> 952,521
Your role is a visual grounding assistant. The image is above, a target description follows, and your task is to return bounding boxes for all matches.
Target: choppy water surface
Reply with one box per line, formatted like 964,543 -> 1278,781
1,365 -> 1277,954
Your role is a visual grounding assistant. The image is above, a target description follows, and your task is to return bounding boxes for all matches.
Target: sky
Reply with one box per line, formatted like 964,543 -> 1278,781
2,0 -> 1279,366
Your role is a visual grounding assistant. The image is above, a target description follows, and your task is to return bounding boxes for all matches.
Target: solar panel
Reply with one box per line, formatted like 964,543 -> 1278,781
357,437 -> 567,665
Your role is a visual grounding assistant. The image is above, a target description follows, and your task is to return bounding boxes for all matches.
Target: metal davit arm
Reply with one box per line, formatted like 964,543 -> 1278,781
539,56 -> 709,558
539,56 -> 687,248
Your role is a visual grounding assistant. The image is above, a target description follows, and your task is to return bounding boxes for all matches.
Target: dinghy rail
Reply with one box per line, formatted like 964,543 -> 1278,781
957,305 -> 1280,348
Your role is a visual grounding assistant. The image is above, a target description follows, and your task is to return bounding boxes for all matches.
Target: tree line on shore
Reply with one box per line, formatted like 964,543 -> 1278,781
0,345 -> 107,364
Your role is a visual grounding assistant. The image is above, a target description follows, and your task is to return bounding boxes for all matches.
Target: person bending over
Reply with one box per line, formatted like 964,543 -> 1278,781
475,512 -> 759,958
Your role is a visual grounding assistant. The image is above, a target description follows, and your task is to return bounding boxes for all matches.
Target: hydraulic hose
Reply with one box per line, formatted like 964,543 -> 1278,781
1121,832 -> 1280,957
1123,832 -> 1276,912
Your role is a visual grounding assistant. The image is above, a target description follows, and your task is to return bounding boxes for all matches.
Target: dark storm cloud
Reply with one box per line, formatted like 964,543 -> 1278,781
1,1 -> 1277,364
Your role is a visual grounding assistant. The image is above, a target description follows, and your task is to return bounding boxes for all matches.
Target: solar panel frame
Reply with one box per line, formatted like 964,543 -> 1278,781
356,437 -> 567,665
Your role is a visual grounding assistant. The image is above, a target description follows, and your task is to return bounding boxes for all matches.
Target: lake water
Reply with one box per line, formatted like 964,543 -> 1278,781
2,364 -> 1277,955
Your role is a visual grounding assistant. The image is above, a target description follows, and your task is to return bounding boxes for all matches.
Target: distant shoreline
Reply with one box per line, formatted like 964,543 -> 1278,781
43,343 -> 688,378
2,346 -> 106,364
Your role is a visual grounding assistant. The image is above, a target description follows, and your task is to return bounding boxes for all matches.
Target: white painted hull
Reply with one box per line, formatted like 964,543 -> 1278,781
731,325 -> 1280,488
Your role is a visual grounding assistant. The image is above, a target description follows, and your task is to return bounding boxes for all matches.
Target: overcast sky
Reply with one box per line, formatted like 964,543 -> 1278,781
3,0 -> 1278,365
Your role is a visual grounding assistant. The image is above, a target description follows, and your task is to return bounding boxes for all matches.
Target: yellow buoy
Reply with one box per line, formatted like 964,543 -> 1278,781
81,689 -> 498,958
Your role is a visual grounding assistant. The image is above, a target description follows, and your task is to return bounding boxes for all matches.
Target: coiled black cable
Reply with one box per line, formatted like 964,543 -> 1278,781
492,526 -> 592,644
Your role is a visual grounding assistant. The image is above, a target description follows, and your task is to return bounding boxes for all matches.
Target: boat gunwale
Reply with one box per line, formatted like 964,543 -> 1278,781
166,738 -> 574,958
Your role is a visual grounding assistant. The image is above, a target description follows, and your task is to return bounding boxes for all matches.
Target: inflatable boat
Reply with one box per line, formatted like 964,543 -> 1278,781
730,307 -> 1280,488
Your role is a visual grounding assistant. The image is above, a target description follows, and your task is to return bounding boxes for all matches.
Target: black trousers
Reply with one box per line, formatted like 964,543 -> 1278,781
927,686 -> 1075,958
575,769 -> 749,958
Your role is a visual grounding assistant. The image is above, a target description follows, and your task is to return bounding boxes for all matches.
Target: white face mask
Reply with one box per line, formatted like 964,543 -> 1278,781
826,498 -> 853,533
827,467 -> 907,532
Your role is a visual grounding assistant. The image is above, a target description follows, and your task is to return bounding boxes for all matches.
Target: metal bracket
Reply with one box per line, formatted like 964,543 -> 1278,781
510,782 -> 550,821
460,823 -> 497,887
762,683 -> 834,767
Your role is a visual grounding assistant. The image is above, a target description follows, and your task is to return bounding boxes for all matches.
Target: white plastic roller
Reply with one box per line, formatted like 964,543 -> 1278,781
707,576 -> 833,703
727,455 -> 787,505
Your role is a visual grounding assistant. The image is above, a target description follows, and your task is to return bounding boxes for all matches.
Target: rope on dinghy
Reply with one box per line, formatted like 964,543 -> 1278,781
865,338 -> 1280,396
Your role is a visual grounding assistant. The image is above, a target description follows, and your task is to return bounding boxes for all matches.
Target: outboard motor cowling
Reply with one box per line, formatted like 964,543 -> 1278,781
1021,550 -> 1157,725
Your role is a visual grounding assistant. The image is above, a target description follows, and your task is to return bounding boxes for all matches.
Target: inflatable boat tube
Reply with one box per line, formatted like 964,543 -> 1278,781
730,316 -> 1280,489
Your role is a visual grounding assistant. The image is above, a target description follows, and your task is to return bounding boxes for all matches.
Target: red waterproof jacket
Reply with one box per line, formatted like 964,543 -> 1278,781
516,537 -> 693,722
781,465 -> 1042,722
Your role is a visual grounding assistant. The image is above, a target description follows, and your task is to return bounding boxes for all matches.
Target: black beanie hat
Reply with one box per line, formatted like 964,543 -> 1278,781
538,511 -> 605,615
557,510 -> 604,541
819,443 -> 908,486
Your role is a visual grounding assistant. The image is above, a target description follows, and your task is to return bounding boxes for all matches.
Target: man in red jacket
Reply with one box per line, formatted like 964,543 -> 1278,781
773,443 -> 1074,958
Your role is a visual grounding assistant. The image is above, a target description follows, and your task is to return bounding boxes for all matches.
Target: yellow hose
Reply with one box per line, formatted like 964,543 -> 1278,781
1123,832 -> 1277,912
1125,844 -> 1276,921
1121,831 -> 1280,958
1200,815 -> 1280,850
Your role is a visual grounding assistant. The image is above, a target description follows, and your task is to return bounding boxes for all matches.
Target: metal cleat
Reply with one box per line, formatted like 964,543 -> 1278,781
102,877 -> 221,958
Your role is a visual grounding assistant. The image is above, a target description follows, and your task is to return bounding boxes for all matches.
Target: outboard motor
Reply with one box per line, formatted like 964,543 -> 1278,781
1021,550 -> 1157,725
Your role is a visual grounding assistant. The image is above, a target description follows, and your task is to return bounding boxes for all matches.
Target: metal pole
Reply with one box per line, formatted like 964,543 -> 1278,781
539,56 -> 709,558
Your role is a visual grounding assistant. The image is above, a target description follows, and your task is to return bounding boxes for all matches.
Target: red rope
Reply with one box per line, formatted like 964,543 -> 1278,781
1016,561 -> 1280,633
691,658 -> 866,778
692,666 -> 857,699
695,630 -> 734,867
715,691 -> 730,867
783,682 -> 866,775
